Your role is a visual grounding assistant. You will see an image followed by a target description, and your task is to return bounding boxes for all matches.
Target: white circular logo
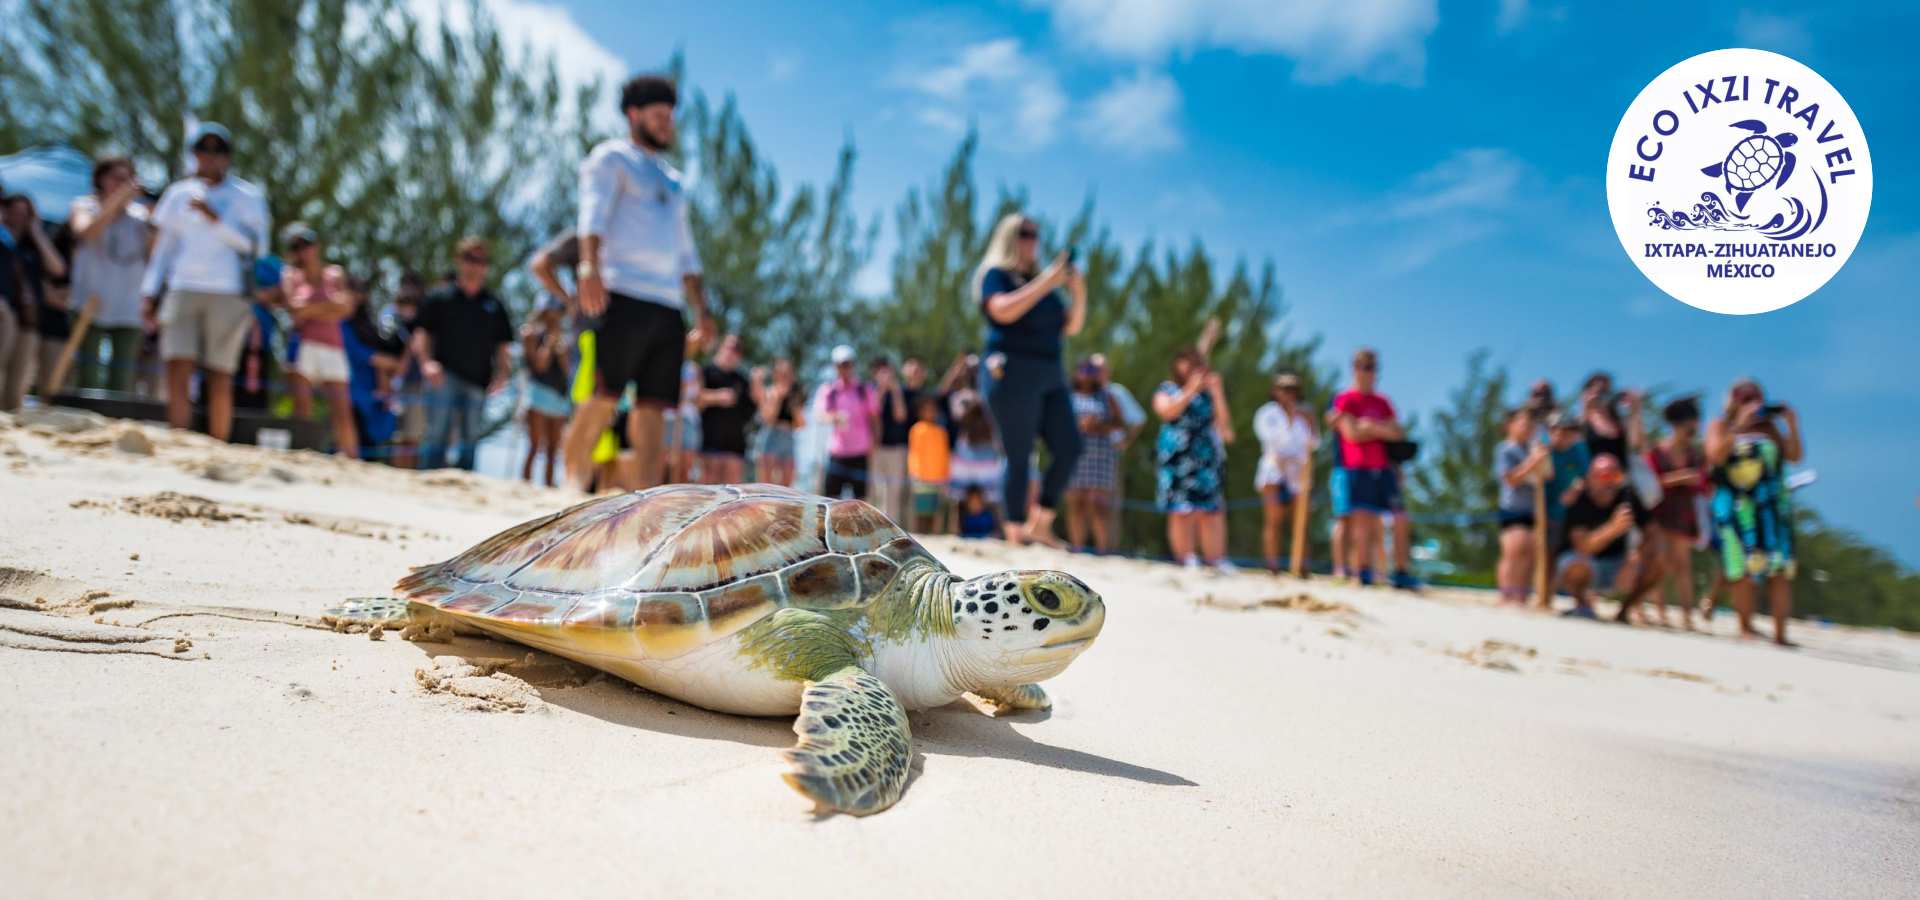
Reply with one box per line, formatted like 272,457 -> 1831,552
1607,48 -> 1872,315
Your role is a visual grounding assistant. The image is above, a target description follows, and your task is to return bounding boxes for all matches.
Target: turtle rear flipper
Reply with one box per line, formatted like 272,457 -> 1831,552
321,596 -> 413,628
1702,162 -> 1724,178
782,665 -> 913,816
1730,119 -> 1769,133
1775,151 -> 1796,188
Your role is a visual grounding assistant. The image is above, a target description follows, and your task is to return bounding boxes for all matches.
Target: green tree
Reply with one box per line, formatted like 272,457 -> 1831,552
0,0 -> 598,305
1403,349 -> 1512,576
680,93 -> 874,366
871,133 -> 1012,368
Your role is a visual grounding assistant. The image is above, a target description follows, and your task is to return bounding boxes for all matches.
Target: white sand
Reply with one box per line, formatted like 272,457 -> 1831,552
2,412 -> 1916,898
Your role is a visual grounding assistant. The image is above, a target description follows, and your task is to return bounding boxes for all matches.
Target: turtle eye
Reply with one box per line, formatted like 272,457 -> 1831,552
1032,586 -> 1061,612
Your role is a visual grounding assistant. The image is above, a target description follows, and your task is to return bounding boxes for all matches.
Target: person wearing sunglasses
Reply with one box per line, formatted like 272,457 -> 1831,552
1329,348 -> 1407,588
1705,377 -> 1803,645
139,122 -> 270,441
409,237 -> 514,470
1556,453 -> 1663,620
972,213 -> 1086,547
271,222 -> 357,457
1255,372 -> 1318,574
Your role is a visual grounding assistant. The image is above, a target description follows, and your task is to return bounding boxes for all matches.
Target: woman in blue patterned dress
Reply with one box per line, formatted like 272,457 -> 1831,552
1155,347 -> 1235,571
1706,377 -> 1803,646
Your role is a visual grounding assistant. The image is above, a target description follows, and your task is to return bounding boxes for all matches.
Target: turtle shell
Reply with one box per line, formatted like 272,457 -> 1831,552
395,484 -> 943,659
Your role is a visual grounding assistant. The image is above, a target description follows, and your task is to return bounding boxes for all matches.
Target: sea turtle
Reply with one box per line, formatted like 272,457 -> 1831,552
1702,119 -> 1799,212
327,483 -> 1104,815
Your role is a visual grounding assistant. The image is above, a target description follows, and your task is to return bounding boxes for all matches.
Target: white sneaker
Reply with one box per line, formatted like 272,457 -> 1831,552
1214,559 -> 1239,576
1182,555 -> 1204,571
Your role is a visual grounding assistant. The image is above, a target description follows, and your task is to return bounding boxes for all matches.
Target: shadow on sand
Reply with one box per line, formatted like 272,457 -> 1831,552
409,634 -> 1196,790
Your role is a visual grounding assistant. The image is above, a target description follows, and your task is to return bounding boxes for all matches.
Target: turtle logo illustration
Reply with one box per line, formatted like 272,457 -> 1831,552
1702,119 -> 1799,212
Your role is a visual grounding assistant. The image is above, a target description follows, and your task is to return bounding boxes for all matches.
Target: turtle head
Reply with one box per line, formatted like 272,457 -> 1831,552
942,570 -> 1105,688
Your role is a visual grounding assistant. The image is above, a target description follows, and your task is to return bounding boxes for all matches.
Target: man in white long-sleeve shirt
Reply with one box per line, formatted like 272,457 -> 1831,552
140,123 -> 270,441
563,74 -> 714,492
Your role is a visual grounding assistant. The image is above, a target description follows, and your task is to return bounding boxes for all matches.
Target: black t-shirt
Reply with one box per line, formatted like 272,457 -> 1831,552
980,266 -> 1065,360
0,237 -> 21,312
700,364 -> 752,454
1583,413 -> 1630,463
772,383 -> 805,425
1563,487 -> 1647,560
16,243 -> 70,339
415,285 -> 514,387
878,386 -> 916,447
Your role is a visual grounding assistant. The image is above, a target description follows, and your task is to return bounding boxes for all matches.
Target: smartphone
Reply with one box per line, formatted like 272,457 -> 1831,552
1067,246 -> 1080,266
1761,403 -> 1786,417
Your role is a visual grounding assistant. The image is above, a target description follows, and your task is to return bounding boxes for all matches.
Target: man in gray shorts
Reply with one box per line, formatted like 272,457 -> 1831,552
139,123 -> 270,442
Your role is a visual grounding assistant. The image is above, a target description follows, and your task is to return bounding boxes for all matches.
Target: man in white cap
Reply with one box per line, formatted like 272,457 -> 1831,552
141,122 -> 270,441
814,344 -> 879,499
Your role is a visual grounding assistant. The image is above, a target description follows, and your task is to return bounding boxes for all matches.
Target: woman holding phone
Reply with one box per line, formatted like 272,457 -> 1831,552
1706,377 -> 1802,645
974,213 -> 1085,547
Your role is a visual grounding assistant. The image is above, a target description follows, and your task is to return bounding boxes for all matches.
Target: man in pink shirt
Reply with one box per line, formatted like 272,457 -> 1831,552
815,344 -> 879,499
1329,347 -> 1407,587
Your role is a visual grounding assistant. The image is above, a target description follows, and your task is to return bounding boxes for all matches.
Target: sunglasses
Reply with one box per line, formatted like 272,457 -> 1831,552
458,254 -> 490,266
1354,362 -> 1377,372
192,142 -> 230,155
1016,228 -> 1038,240
287,240 -> 313,252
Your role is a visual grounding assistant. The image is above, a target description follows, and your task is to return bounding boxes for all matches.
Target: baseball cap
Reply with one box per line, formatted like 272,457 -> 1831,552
1546,412 -> 1579,431
189,122 -> 232,151
830,345 -> 856,364
280,221 -> 317,247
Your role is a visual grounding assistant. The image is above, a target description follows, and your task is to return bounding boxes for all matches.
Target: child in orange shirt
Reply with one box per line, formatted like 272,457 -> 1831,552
906,395 -> 950,533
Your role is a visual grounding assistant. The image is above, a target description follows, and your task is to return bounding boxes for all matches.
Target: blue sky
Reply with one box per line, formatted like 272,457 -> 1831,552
502,0 -> 1916,563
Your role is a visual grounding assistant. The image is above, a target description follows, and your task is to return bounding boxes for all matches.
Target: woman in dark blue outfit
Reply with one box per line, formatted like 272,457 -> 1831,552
975,213 -> 1086,546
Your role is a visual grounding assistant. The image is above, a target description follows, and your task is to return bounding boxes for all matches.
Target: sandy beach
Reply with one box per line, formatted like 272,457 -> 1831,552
2,410 -> 1915,898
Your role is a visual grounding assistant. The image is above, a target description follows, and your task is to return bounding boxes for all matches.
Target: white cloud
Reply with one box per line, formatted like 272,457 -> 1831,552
1734,11 -> 1813,57
1082,69 -> 1183,153
1032,0 -> 1439,84
1495,0 -> 1529,34
1388,148 -> 1526,220
1153,185 -> 1225,219
903,38 -> 1069,146
410,0 -> 627,100
1313,148 -> 1534,277
769,54 -> 800,83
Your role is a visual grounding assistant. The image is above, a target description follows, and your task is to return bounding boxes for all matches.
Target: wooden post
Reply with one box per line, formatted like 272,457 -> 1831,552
46,294 -> 100,398
1289,451 -> 1314,577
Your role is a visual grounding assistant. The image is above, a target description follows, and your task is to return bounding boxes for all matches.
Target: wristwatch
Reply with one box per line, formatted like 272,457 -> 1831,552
578,262 -> 597,278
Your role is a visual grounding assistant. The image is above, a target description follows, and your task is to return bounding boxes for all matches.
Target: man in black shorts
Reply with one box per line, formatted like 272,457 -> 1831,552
566,74 -> 713,492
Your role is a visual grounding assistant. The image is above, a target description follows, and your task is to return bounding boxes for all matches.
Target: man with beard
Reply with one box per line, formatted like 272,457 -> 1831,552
564,74 -> 714,492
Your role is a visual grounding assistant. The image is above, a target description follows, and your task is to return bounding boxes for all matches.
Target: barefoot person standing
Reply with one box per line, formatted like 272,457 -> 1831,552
974,213 -> 1085,547
1706,378 -> 1803,645
564,74 -> 712,492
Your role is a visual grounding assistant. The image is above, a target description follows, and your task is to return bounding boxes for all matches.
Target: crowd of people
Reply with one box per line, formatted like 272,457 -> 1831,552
1494,373 -> 1806,644
0,72 -> 1811,644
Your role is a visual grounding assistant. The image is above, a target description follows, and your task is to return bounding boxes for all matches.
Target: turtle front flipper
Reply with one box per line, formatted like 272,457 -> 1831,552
972,683 -> 1051,715
783,666 -> 913,816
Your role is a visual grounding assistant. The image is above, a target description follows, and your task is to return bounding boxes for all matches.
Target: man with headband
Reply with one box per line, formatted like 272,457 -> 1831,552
563,74 -> 714,492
